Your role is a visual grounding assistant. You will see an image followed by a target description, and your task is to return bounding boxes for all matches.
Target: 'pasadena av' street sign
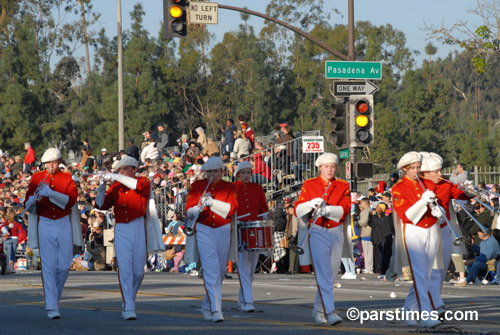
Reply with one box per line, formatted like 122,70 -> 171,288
325,61 -> 382,80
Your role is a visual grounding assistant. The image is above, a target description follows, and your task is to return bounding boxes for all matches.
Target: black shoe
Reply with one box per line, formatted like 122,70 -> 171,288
224,273 -> 233,280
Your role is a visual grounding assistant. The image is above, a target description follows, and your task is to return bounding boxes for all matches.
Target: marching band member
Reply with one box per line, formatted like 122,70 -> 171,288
96,156 -> 164,320
419,153 -> 470,316
25,148 -> 81,319
185,157 -> 238,322
233,161 -> 268,312
294,153 -> 351,326
392,152 -> 442,328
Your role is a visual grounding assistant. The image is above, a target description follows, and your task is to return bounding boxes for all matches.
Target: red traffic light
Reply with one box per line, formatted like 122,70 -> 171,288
355,101 -> 369,114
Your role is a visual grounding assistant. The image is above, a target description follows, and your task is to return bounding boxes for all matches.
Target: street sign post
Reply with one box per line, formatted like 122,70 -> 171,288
339,148 -> 349,159
333,81 -> 378,96
189,2 -> 218,24
325,61 -> 382,80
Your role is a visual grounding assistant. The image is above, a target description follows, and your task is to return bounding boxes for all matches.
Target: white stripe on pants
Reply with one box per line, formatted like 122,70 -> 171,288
309,224 -> 343,314
403,223 -> 440,313
238,251 -> 259,304
115,217 -> 146,312
196,223 -> 230,313
38,215 -> 73,311
428,225 -> 452,308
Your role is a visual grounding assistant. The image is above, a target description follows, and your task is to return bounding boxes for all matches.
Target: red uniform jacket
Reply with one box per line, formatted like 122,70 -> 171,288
294,176 -> 351,229
186,179 -> 238,228
25,170 -> 78,220
392,176 -> 437,228
233,180 -> 268,221
24,147 -> 35,165
100,176 -> 150,223
423,178 -> 470,228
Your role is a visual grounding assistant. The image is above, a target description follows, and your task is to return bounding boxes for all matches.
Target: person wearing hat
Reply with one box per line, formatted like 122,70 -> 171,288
95,156 -> 164,320
233,161 -> 268,312
97,148 -> 109,171
11,155 -> 23,176
293,153 -> 351,326
126,138 -> 140,161
391,151 -> 442,328
417,152 -> 471,313
24,148 -> 80,319
184,156 -> 238,322
195,127 -> 208,150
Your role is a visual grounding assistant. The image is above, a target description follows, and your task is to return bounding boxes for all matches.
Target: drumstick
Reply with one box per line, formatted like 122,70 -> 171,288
236,213 -> 251,220
257,212 -> 269,217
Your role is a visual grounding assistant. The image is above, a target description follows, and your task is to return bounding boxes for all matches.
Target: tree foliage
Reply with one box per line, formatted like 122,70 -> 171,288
0,0 -> 499,172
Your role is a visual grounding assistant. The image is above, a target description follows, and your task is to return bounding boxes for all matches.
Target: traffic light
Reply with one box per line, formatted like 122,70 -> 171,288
163,0 -> 187,38
350,95 -> 374,146
330,98 -> 349,149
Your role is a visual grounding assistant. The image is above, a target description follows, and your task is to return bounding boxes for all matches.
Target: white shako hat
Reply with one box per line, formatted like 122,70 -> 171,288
396,151 -> 422,170
114,156 -> 138,171
420,152 -> 443,172
235,161 -> 253,176
315,153 -> 339,167
201,157 -> 224,171
41,148 -> 62,163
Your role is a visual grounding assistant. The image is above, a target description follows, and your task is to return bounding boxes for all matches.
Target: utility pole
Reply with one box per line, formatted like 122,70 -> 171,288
347,0 -> 357,193
117,0 -> 124,150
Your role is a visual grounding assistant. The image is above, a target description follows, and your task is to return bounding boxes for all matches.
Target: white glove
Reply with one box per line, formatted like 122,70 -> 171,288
203,193 -> 213,207
463,180 -> 473,188
421,190 -> 436,204
103,173 -> 117,182
315,207 -> 325,218
309,197 -> 324,209
38,184 -> 52,197
431,206 -> 443,219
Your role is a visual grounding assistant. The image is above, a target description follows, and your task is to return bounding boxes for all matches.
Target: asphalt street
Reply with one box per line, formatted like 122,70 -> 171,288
0,270 -> 499,335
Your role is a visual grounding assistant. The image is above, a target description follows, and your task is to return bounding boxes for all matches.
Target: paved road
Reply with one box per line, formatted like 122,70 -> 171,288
0,270 -> 499,335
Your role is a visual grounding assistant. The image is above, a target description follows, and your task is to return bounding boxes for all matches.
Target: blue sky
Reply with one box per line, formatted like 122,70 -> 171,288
89,0 -> 483,65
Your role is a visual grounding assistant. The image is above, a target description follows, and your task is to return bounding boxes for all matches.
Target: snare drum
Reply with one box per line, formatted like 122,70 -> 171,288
238,220 -> 274,252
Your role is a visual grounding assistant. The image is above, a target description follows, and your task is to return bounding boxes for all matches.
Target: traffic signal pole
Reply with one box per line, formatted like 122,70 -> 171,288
348,0 -> 357,193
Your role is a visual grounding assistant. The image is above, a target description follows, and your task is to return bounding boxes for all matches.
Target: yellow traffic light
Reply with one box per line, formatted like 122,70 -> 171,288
170,5 -> 182,18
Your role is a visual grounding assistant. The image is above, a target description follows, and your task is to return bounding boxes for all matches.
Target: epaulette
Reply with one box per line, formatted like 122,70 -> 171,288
393,179 -> 404,187
335,178 -> 349,185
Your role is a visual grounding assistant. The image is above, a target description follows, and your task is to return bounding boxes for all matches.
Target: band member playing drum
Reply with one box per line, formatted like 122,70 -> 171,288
96,156 -> 164,320
185,157 -> 238,322
294,153 -> 351,325
233,161 -> 269,312
419,152 -> 471,316
392,152 -> 442,328
25,148 -> 80,319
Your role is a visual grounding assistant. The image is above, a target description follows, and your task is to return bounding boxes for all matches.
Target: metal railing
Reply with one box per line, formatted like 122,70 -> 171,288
154,131 -> 323,222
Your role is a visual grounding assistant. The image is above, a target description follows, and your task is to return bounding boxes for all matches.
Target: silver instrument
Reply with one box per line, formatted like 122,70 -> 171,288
455,200 -> 489,233
296,182 -> 332,255
183,177 -> 213,236
416,176 -> 464,246
14,170 -> 52,224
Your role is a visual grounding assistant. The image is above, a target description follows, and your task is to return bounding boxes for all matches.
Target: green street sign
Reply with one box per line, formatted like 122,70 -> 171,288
339,148 -> 349,159
325,61 -> 382,80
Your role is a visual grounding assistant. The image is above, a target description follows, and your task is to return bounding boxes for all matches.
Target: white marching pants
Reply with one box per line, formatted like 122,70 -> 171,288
403,223 -> 440,313
196,223 -> 231,313
238,251 -> 259,305
309,224 -> 343,315
38,215 -> 73,311
428,225 -> 452,308
115,217 -> 146,312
